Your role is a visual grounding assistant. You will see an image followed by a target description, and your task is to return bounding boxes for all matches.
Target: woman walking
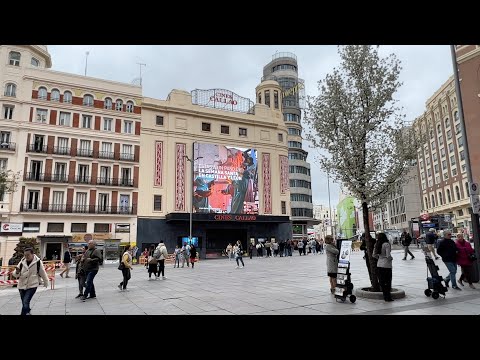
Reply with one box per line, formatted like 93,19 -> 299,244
118,245 -> 133,291
174,245 -> 181,268
373,233 -> 394,302
190,244 -> 197,269
235,240 -> 245,268
325,236 -> 339,294
297,239 -> 304,256
456,234 -> 476,289
147,244 -> 157,280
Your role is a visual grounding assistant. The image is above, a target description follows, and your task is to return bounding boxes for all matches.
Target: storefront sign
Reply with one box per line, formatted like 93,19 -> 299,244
213,214 -> 257,221
191,89 -> 254,114
71,233 -> 113,242
115,224 -> 130,233
166,212 -> 290,223
1,223 -> 23,233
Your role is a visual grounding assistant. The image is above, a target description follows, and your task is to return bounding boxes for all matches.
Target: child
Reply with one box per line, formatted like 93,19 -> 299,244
75,254 -> 86,299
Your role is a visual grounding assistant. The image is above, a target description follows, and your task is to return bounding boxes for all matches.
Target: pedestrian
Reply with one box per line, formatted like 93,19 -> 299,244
249,242 -> 255,259
319,238 -> 324,254
325,235 -> 339,294
272,241 -> 279,257
226,243 -> 233,261
81,240 -> 103,301
303,238 -> 308,255
190,244 -> 197,269
12,248 -> 49,315
174,245 -> 181,268
181,242 -> 191,268
287,239 -> 293,257
297,239 -> 304,256
456,234 -> 476,289
265,241 -> 272,257
156,240 -> 168,279
235,240 -> 245,268
118,245 -> 133,291
59,247 -> 72,278
142,248 -> 149,268
279,241 -> 285,257
147,245 -> 157,280
74,254 -> 86,298
311,239 -> 317,255
373,233 -> 394,302
425,228 -> 440,260
401,229 -> 415,260
437,230 -> 461,290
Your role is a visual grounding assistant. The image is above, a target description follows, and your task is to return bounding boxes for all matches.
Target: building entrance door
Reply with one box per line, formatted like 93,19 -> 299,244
206,229 -> 247,258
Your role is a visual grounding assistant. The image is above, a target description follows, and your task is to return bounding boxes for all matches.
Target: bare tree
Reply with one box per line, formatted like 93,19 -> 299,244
0,170 -> 21,198
305,45 -> 420,291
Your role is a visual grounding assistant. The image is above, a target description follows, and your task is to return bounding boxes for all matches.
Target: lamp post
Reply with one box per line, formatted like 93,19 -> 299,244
184,152 -> 203,243
327,172 -> 333,237
450,45 -> 480,281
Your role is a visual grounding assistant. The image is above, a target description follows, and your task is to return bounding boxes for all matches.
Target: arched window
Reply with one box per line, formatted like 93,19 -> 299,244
445,118 -> 450,128
104,97 -> 112,110
126,101 -> 134,113
4,83 -> 16,97
9,51 -> 21,66
438,192 -> 443,206
63,91 -> 72,103
51,89 -> 60,102
425,197 -> 429,209
429,129 -> 434,139
454,111 -> 459,122
455,185 -> 461,201
447,189 -> 451,203
465,182 -> 469,197
258,92 -> 262,104
437,124 -> 441,134
115,99 -> 123,111
38,87 -> 47,99
31,58 -> 39,67
431,194 -> 436,208
83,94 -> 94,106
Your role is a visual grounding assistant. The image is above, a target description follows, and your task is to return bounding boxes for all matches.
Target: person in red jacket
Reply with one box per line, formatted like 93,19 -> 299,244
456,234 -> 475,289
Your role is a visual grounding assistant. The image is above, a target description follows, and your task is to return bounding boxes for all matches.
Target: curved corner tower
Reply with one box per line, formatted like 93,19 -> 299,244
262,52 -> 316,239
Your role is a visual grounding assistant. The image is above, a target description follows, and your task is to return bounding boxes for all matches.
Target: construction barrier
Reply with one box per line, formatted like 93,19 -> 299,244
0,264 -> 56,289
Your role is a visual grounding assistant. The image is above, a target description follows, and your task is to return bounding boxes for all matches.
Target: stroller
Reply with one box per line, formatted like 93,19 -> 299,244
421,242 -> 448,299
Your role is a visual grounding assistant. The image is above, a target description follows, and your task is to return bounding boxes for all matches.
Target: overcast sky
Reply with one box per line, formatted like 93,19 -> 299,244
48,45 -> 453,207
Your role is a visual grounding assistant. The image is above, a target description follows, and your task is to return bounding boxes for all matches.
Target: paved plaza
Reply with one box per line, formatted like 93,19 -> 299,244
1,247 -> 479,315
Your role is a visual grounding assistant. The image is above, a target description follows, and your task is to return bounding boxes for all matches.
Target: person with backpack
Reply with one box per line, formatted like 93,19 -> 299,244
156,241 -> 168,279
234,240 -> 245,268
118,245 -> 133,291
81,240 -> 103,302
12,248 -> 49,315
59,247 -> 72,278
401,230 -> 415,260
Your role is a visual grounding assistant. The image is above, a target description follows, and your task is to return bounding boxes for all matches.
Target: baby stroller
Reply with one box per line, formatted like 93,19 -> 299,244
421,243 -> 448,299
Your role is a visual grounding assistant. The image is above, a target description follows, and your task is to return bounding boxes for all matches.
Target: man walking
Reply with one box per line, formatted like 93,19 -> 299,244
401,230 -> 415,260
60,247 -> 72,278
425,228 -> 440,260
437,230 -> 461,290
181,242 -> 190,268
81,240 -> 103,301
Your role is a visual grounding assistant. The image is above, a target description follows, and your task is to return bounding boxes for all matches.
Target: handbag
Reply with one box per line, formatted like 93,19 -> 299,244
118,262 -> 125,270
148,256 -> 157,265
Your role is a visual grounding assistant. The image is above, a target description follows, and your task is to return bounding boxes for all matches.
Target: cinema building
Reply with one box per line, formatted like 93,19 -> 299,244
137,81 -> 292,258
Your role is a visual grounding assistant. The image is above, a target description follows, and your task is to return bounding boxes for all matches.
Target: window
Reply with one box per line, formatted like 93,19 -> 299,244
258,92 -> 262,104
281,201 -> 286,214
441,148 -> 446,157
458,136 -> 463,148
27,190 -> 40,210
36,109 -> 48,123
51,89 -> 60,102
221,125 -> 230,134
59,112 -> 71,126
278,133 -> 283,142
421,172 -> 425,180
121,168 -> 131,186
83,94 -> 94,107
428,179 -> 433,187
56,138 -> 69,156
445,118 -> 450,128
100,117 -> 112,132
71,223 -> 87,232
9,51 -> 21,66
426,158 -> 430,166
119,194 -> 130,213
433,153 -> 437,162
435,176 -> 440,184
202,122 -> 211,132
33,134 -> 44,151
431,141 -> 436,150
424,197 -> 428,208
126,101 -> 134,113
124,121 -> 133,134
121,144 -> 133,161
458,209 -> 464,217
448,143 -> 454,153
3,105 -> 14,119
104,98 -> 112,110
0,158 -> 7,172
456,186 -> 461,201
434,164 -> 439,173
420,161 -> 424,169
63,91 -> 72,103
437,124 -> 441,134
438,192 -> 443,206
23,222 -> 40,232
274,90 -> 279,109
460,150 -> 465,161
450,155 -> 456,166
452,168 -> 457,176
4,83 -> 16,97
288,128 -> 301,136
454,111 -> 459,122
115,99 -> 123,111
288,141 -> 302,149
284,113 -> 300,123
38,87 -> 47,100
442,160 -> 447,170
51,191 -> 64,212
447,189 -> 451,203
94,223 -> 110,233
239,128 -> 247,137
265,90 -> 270,107
79,140 -> 91,157
154,195 -> 162,211
82,115 -> 92,129
447,130 -> 452,139
76,192 -> 88,212
427,168 -> 432,177
438,136 -> 443,146
54,162 -> 67,181
455,123 -> 461,134
466,182 -> 470,197
462,164 -> 466,173
156,115 -> 164,126
444,173 -> 448,180
98,194 -> 110,212
429,129 -> 433,139
31,57 -> 39,67
431,195 -> 435,208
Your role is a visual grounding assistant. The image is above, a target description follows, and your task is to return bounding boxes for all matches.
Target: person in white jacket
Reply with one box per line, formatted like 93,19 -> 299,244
156,241 -> 168,280
12,248 -> 49,315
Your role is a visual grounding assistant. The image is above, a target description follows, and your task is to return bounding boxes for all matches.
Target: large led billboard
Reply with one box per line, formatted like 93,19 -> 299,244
193,143 -> 258,214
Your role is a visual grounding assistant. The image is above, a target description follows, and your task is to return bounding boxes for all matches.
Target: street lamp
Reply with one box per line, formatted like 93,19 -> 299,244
184,154 -> 203,243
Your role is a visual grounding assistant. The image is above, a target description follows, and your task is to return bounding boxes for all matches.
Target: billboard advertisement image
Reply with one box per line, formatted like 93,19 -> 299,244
193,143 -> 258,214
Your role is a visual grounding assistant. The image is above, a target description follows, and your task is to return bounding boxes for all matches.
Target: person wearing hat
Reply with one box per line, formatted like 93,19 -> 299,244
425,228 -> 440,260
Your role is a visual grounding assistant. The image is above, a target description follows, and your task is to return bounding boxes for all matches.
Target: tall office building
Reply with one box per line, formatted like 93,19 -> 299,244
262,53 -> 317,240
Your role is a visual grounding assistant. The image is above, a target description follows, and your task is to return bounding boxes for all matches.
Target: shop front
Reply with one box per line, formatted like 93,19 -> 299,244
70,233 -> 121,264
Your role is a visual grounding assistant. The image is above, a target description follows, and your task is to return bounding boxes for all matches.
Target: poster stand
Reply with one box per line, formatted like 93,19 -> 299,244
334,239 -> 356,303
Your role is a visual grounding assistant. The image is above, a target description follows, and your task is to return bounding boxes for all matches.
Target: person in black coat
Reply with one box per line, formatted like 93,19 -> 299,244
401,230 -> 415,260
437,230 -> 461,290
279,241 -> 285,257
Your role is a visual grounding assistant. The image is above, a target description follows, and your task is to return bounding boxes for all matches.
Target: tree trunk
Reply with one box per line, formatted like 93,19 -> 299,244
362,201 -> 380,291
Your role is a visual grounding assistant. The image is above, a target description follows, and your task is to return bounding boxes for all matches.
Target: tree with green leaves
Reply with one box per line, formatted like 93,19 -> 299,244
11,237 -> 39,265
305,45 -> 420,291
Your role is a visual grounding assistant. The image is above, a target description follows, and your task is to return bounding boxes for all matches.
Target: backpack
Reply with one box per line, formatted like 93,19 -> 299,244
153,248 -> 161,259
18,261 -> 41,275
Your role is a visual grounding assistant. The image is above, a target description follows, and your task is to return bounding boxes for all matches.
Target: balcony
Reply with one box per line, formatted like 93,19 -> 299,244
96,178 -> 134,187
119,153 -> 135,161
53,146 -> 71,156
75,176 -> 92,185
98,151 -> 115,160
27,144 -> 48,154
20,203 -> 136,215
0,142 -> 16,151
77,148 -> 94,158
24,173 -> 68,183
